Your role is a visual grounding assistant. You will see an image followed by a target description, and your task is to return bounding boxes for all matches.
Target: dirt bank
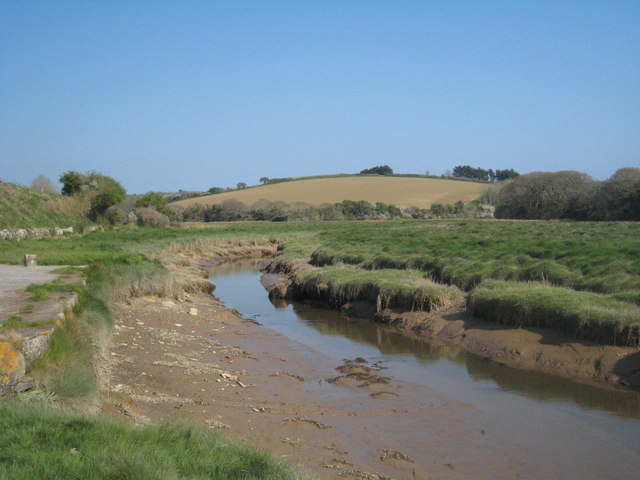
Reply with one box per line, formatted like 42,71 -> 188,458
369,305 -> 640,390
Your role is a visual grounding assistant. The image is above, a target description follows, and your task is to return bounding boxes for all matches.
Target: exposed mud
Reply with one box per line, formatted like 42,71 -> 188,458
104,292 -> 547,480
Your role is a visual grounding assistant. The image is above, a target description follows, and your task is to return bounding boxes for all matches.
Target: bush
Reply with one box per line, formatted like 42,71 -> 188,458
136,207 -> 170,227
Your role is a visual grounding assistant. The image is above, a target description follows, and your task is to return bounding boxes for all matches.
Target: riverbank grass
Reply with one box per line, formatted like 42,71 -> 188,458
0,400 -> 304,480
468,280 -> 640,346
289,264 -> 463,313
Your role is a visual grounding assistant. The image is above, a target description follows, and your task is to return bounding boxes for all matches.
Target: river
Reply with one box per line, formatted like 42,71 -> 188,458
210,259 -> 640,479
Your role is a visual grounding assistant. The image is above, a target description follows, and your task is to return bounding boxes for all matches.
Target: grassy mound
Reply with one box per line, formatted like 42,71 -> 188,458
274,259 -> 463,313
468,280 -> 640,346
0,181 -> 86,229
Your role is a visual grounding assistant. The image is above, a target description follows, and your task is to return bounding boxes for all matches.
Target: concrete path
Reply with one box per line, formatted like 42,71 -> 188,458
0,265 -> 60,320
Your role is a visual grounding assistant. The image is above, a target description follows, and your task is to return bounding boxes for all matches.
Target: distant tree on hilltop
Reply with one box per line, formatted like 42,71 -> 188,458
452,165 -> 520,182
30,175 -> 58,194
360,165 -> 393,175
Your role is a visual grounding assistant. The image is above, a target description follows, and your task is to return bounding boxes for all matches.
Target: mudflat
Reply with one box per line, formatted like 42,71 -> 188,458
105,293 -> 537,480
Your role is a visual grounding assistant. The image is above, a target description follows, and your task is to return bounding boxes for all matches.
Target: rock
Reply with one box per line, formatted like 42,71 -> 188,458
188,308 -> 198,316
0,340 -> 26,388
22,330 -> 54,369
12,376 -> 34,393
24,254 -> 37,267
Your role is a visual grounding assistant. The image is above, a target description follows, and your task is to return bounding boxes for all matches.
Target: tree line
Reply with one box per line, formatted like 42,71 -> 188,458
452,165 -> 519,182
177,198 -> 491,223
493,168 -> 640,220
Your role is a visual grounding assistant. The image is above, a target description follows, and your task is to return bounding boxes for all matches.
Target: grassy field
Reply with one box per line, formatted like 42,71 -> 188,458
268,220 -> 640,346
173,175 -> 488,209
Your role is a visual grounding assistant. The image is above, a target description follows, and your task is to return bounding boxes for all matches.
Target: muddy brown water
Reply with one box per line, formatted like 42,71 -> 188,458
210,260 -> 640,480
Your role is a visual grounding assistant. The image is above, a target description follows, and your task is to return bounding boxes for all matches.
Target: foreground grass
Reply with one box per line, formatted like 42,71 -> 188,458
0,401 -> 304,480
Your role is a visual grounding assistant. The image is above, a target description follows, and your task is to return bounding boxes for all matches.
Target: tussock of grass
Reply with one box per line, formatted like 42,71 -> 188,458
287,262 -> 463,313
468,280 -> 640,346
0,400 -> 305,480
29,316 -> 99,405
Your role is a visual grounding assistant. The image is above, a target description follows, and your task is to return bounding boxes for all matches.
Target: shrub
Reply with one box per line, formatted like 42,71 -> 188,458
136,207 -> 170,227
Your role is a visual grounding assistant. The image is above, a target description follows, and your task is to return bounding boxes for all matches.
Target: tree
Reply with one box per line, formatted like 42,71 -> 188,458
494,171 -> 593,219
30,175 -> 58,194
208,187 -> 224,194
59,171 -> 85,196
87,173 -> 126,220
135,192 -> 171,217
452,165 -> 489,181
236,182 -> 247,190
494,168 -> 520,181
259,177 -> 270,185
591,168 -> 640,220
360,165 -> 393,175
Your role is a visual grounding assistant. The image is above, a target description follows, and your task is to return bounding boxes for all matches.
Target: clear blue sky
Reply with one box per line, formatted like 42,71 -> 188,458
1,1 -> 638,193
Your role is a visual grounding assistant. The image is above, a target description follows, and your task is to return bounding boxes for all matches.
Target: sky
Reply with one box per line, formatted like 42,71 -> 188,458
1,1 -> 639,194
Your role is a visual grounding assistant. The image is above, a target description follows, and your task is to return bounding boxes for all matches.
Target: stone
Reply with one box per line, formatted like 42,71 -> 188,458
188,308 -> 198,316
22,330 -> 54,369
0,341 -> 26,387
24,254 -> 37,267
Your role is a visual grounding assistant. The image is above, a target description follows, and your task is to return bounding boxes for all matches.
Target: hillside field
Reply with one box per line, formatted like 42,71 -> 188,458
173,176 -> 488,209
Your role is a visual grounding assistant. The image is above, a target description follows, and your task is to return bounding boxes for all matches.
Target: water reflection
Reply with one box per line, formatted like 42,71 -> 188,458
283,298 -> 640,419
465,355 -> 640,419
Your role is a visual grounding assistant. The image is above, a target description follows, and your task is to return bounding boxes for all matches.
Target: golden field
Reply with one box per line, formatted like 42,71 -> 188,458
173,176 -> 488,209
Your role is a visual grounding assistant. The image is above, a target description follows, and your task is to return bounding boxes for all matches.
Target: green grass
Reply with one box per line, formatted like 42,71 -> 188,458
0,315 -> 54,333
0,181 -> 85,229
25,281 -> 83,302
468,280 -> 640,346
281,261 -> 463,313
0,400 -> 305,480
296,220 -> 640,294
2,220 -> 636,345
